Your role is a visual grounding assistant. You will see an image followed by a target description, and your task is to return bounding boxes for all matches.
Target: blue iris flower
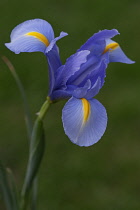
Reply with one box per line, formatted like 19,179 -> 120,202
5,19 -> 135,146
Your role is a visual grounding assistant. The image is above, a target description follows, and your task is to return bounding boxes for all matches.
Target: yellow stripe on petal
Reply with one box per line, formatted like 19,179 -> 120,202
25,32 -> 50,47
81,98 -> 91,123
103,42 -> 119,54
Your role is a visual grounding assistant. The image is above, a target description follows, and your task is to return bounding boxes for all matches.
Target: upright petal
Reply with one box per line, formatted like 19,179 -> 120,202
72,54 -> 108,88
55,50 -> 90,87
5,19 -> 54,53
62,97 -> 107,146
45,32 -> 68,94
104,39 -> 135,64
67,53 -> 100,86
46,45 -> 62,95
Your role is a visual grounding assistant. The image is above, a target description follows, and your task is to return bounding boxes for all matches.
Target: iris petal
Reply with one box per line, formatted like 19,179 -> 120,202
45,32 -> 68,95
62,97 -> 107,147
105,39 -> 135,64
55,50 -> 90,87
5,36 -> 47,53
5,19 -> 55,54
85,77 -> 101,99
91,29 -> 119,41
50,88 -> 72,101
45,32 -> 68,53
75,54 -> 108,89
67,54 -> 100,86
46,44 -> 62,95
79,29 -> 119,55
10,19 -> 54,41
73,80 -> 91,98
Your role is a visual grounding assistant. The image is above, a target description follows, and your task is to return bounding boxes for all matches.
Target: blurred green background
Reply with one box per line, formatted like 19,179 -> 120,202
0,0 -> 140,209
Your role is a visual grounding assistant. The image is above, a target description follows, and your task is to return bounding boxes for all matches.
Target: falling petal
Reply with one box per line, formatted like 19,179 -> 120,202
104,39 -> 135,64
5,19 -> 55,53
62,97 -> 107,146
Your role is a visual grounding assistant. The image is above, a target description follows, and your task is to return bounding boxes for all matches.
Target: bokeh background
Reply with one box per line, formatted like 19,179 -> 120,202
0,0 -> 140,209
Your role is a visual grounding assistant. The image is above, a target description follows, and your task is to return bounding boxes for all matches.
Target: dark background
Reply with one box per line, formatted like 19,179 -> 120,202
0,0 -> 140,209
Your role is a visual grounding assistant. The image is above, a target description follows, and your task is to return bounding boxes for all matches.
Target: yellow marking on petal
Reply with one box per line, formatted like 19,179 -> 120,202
103,42 -> 119,54
25,32 -> 49,47
81,98 -> 90,123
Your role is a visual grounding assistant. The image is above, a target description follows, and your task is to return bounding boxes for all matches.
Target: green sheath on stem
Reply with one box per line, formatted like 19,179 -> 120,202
20,97 -> 51,210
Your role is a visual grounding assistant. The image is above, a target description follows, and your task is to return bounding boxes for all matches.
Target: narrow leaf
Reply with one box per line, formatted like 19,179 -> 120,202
0,162 -> 18,210
6,168 -> 19,210
1,55 -> 32,139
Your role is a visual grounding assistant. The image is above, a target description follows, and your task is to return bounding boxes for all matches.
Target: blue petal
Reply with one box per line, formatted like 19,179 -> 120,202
62,97 -> 107,147
75,54 -> 108,88
79,29 -> 119,55
45,32 -> 68,94
105,39 -> 135,64
50,84 -> 77,101
5,19 -> 54,53
67,53 -> 100,86
73,80 -> 91,98
46,45 -> 62,95
10,19 -> 54,42
5,35 -> 47,54
45,32 -> 68,53
50,88 -> 72,101
5,19 -> 67,54
85,77 -> 101,99
67,50 -> 109,87
72,77 -> 101,99
91,29 -> 119,40
55,50 -> 90,87
86,54 -> 108,88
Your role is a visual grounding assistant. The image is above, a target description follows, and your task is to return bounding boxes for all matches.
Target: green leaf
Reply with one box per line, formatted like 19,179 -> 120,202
6,168 -> 19,210
1,55 -> 32,139
0,162 -> 19,210
31,177 -> 38,210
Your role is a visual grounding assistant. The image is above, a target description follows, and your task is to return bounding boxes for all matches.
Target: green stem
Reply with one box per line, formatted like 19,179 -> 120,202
20,97 -> 51,210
